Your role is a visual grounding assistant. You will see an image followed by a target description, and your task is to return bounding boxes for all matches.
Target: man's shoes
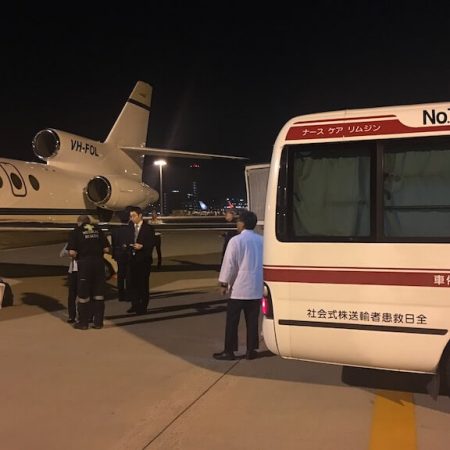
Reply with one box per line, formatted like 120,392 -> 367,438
92,324 -> 103,329
67,318 -> 76,324
245,350 -> 258,360
126,307 -> 136,313
213,351 -> 236,361
73,323 -> 88,330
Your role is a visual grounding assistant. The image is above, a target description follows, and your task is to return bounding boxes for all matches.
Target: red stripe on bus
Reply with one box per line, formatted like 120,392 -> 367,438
292,114 -> 395,124
286,119 -> 450,141
263,267 -> 450,287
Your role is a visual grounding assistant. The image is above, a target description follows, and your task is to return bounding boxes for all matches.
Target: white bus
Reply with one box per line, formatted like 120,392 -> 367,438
262,102 -> 450,389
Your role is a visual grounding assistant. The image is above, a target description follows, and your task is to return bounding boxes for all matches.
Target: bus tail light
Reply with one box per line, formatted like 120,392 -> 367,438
261,283 -> 274,319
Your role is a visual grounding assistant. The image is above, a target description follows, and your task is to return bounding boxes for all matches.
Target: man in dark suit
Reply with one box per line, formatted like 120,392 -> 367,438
127,206 -> 155,315
111,211 -> 132,302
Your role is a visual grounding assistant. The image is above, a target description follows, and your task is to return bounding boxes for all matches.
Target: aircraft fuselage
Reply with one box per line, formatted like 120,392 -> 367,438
0,158 -> 100,223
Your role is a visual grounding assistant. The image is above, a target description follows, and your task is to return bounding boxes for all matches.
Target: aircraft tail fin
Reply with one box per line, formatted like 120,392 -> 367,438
105,81 -> 152,147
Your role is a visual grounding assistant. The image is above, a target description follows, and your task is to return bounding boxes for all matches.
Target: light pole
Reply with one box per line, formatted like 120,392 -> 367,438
154,159 -> 167,215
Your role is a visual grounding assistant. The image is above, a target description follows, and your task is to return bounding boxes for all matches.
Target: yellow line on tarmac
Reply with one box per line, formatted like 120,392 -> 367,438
369,390 -> 416,450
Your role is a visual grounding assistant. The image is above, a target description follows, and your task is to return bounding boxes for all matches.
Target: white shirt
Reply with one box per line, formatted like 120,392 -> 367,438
134,220 -> 143,241
219,229 -> 263,300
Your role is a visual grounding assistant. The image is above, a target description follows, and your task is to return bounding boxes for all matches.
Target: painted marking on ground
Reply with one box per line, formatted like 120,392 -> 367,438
370,390 -> 416,450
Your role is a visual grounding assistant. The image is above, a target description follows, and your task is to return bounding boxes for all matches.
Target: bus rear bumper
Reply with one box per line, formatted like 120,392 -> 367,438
262,317 -> 279,355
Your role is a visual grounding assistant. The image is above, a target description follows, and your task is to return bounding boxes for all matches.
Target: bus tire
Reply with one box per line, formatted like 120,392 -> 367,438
439,344 -> 450,394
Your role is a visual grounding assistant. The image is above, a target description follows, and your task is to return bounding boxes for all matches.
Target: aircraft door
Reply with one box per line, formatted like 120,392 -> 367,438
0,162 -> 27,197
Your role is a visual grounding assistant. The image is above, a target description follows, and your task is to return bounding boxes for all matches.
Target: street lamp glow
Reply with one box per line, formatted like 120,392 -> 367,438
153,159 -> 167,214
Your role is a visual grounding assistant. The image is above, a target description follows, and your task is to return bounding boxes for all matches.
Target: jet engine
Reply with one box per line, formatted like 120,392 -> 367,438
86,175 -> 156,210
32,128 -> 100,164
32,129 -> 61,160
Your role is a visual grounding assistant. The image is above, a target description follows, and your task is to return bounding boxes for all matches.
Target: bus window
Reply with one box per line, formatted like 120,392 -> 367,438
383,136 -> 450,239
278,141 -> 372,241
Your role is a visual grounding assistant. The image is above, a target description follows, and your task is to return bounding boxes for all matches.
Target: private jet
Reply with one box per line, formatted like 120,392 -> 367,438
0,81 -> 245,250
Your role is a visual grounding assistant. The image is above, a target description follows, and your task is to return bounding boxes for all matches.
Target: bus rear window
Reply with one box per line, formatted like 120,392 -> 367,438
278,142 -> 372,241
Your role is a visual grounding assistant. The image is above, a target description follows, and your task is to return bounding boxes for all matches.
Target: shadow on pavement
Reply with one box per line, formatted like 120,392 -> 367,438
0,263 -> 67,278
150,289 -> 207,300
107,296 -> 225,320
343,365 -> 432,394
4,247 -> 450,409
342,365 -> 450,400
22,292 -> 66,312
157,260 -> 220,272
110,302 -> 227,328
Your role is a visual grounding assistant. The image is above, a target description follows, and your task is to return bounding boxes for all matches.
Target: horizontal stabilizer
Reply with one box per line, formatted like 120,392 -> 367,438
121,146 -> 247,160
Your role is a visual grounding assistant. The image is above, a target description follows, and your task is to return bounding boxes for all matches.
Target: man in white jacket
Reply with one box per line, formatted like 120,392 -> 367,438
213,210 -> 263,361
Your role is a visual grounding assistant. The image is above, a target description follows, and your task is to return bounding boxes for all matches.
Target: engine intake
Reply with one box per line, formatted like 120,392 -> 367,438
32,129 -> 60,161
86,176 -> 111,204
86,175 -> 156,210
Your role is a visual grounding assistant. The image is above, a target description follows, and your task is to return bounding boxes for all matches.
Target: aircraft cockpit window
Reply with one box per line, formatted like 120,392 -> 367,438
10,173 -> 23,190
29,175 -> 40,191
0,175 -> 3,188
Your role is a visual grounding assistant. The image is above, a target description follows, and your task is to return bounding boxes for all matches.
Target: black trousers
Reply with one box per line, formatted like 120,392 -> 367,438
67,271 -> 78,320
224,299 -> 261,353
77,257 -> 106,326
153,234 -> 162,267
129,260 -> 151,313
116,260 -> 129,301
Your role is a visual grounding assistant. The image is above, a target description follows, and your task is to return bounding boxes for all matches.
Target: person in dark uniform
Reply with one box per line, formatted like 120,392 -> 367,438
60,242 -> 79,323
67,215 -> 110,330
149,210 -> 162,269
127,206 -> 155,315
213,210 -> 263,361
111,212 -> 132,302
153,233 -> 162,270
221,209 -> 238,262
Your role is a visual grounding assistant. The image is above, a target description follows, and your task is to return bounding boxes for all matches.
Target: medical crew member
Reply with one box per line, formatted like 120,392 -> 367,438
67,216 -> 110,330
213,210 -> 263,360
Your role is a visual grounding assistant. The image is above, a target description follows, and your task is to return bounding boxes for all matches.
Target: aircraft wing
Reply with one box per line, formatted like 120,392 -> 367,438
121,146 -> 248,160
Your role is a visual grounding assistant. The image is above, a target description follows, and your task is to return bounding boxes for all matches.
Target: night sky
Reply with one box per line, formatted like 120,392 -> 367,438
2,3 -> 450,203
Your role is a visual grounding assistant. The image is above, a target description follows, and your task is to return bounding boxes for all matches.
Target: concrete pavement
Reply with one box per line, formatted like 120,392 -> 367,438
1,231 -> 449,449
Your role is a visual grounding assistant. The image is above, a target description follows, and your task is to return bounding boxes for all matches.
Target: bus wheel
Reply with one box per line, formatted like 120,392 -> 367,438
439,347 -> 450,394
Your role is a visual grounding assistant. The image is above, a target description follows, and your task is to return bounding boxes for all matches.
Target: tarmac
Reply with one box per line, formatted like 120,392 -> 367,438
1,231 -> 449,450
